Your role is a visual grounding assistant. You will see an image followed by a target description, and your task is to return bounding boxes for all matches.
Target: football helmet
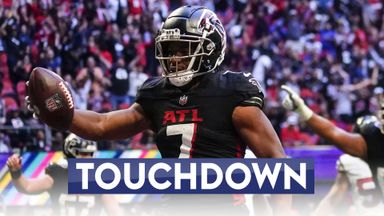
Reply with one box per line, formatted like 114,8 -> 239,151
63,133 -> 97,158
155,5 -> 226,86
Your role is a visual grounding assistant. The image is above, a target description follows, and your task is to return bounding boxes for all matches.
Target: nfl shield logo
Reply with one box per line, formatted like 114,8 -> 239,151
45,93 -> 63,112
179,95 -> 188,106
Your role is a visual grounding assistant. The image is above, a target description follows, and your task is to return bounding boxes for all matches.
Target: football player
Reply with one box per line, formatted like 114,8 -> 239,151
27,6 -> 291,215
314,154 -> 384,216
6,133 -> 122,216
281,85 -> 384,205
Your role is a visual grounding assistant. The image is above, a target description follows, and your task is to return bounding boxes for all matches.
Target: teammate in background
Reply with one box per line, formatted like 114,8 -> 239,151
6,133 -> 123,216
281,85 -> 384,203
314,154 -> 384,216
27,5 -> 290,216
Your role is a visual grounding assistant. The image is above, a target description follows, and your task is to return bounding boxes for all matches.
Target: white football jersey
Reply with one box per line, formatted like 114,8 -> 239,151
337,154 -> 384,215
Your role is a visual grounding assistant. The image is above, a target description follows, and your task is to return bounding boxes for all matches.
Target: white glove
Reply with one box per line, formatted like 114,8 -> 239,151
281,85 -> 313,121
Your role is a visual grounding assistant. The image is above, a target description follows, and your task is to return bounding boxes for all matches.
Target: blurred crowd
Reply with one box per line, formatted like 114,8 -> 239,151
0,0 -> 383,152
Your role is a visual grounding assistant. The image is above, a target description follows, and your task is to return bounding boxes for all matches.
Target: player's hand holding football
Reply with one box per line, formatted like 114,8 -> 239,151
281,85 -> 313,121
25,82 -> 39,119
26,67 -> 74,131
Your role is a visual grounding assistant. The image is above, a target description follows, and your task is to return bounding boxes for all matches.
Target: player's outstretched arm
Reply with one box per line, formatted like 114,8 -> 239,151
7,154 -> 54,194
281,85 -> 367,158
25,68 -> 151,140
232,106 -> 291,216
70,103 -> 151,141
313,172 -> 349,216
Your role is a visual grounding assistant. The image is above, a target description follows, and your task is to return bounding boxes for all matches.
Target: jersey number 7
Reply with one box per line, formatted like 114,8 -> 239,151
166,123 -> 197,158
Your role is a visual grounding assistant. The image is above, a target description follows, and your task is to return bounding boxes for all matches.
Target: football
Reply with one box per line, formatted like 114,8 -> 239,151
28,67 -> 74,131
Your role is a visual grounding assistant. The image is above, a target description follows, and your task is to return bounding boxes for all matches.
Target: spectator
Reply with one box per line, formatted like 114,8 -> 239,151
280,115 -> 302,147
109,57 -> 130,109
0,133 -> 11,153
77,56 -> 106,85
0,96 -> 5,125
66,74 -> 91,110
252,54 -> 272,90
128,64 -> 149,104
40,47 -> 61,75
32,130 -> 47,151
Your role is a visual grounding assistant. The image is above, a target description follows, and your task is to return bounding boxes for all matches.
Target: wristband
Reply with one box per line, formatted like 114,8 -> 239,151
10,169 -> 22,179
298,105 -> 314,121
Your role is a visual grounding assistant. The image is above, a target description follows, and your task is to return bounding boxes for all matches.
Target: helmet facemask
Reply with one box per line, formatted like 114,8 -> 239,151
155,28 -> 216,86
64,133 -> 97,158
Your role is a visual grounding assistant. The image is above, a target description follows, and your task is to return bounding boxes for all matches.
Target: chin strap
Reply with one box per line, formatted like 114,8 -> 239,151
169,74 -> 194,87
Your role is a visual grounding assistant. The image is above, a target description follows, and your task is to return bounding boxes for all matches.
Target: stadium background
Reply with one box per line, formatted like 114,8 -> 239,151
0,0 -> 382,215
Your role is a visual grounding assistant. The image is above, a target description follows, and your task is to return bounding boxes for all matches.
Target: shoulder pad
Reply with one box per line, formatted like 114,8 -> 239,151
45,163 -> 58,176
56,158 -> 68,169
220,71 -> 262,90
221,71 -> 264,108
138,76 -> 166,91
46,163 -> 59,170
45,159 -> 67,175
223,71 -> 263,91
136,76 -> 169,101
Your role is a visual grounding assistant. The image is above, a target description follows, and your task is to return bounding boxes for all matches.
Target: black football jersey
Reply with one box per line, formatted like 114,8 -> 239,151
136,70 -> 264,158
354,116 -> 384,195
45,161 -> 102,215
